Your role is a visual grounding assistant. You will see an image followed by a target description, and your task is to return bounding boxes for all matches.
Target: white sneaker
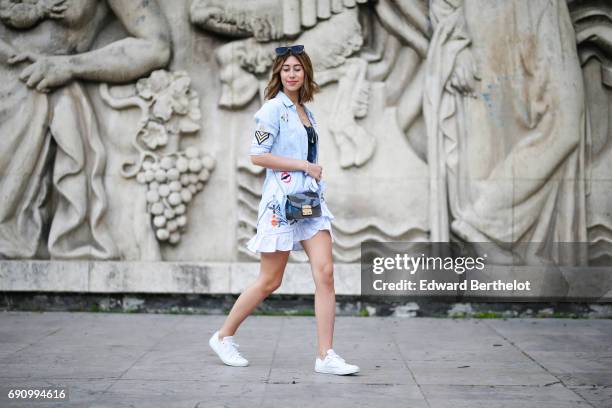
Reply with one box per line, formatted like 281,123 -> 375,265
209,330 -> 249,367
315,349 -> 360,375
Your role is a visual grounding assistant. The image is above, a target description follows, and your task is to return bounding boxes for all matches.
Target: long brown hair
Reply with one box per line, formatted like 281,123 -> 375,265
264,51 -> 320,103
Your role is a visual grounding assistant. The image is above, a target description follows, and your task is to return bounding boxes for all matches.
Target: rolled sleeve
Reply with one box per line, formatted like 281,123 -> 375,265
250,101 -> 280,156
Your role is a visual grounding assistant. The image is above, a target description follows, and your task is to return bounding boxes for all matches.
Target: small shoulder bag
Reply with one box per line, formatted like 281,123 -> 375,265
273,170 -> 322,221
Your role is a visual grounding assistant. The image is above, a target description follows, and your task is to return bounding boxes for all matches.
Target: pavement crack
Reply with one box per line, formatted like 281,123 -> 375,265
388,320 -> 432,408
483,320 -> 598,408
258,316 -> 285,408
12,326 -> 63,355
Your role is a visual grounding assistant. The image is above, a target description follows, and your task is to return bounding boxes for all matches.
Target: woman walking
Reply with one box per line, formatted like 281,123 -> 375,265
209,45 -> 359,376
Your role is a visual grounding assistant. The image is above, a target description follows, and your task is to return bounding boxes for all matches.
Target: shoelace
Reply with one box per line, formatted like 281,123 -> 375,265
223,338 -> 243,359
326,351 -> 346,364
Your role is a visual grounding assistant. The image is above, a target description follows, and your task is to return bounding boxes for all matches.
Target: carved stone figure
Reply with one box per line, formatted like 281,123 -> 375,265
569,0 -> 612,264
424,0 -> 589,265
0,0 -> 171,259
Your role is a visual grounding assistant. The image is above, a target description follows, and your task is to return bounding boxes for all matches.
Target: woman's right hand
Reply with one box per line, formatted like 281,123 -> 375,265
305,161 -> 323,181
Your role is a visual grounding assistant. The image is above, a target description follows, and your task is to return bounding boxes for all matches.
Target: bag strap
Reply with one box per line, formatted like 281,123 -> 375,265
272,169 -> 287,197
255,169 -> 287,227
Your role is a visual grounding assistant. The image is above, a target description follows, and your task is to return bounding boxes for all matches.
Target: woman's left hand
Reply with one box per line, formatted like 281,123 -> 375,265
307,163 -> 323,181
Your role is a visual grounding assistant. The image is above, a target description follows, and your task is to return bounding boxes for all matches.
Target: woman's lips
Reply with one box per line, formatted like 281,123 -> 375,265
287,81 -> 298,85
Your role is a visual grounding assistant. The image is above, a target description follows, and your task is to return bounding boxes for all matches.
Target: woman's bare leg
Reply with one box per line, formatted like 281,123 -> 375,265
301,230 -> 335,359
218,250 -> 290,338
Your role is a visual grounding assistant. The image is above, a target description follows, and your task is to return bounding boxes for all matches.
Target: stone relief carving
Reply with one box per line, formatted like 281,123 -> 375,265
0,0 -> 609,265
0,0 -> 67,29
569,0 -> 612,265
425,0 -> 589,265
101,70 -> 216,247
191,0 -> 376,169
0,0 -> 171,259
192,0 -> 431,262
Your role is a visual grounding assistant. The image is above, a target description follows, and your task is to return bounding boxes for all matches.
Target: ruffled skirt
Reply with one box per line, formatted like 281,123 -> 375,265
246,215 -> 335,253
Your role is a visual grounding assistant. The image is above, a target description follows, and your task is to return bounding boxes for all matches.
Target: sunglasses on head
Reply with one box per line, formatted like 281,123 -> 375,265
275,45 -> 305,56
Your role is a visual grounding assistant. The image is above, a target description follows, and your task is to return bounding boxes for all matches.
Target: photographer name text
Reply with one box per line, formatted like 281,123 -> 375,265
372,279 -> 531,291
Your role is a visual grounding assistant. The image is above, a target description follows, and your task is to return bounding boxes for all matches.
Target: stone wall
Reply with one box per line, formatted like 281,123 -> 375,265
0,1 -> 610,285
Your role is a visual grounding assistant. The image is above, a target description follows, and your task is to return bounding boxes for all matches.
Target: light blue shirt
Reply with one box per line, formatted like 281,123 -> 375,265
249,90 -> 334,231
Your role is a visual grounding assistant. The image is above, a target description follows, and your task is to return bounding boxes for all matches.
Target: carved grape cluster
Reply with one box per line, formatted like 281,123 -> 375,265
136,147 -> 216,244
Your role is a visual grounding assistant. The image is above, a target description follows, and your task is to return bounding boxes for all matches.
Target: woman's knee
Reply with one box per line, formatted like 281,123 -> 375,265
258,275 -> 283,294
258,251 -> 289,294
314,262 -> 334,289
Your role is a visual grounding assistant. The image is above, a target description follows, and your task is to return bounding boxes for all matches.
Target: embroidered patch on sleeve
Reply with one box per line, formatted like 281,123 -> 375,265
255,130 -> 270,145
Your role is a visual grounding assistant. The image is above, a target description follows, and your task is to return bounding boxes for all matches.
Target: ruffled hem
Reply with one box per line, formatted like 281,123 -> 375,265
246,216 -> 335,253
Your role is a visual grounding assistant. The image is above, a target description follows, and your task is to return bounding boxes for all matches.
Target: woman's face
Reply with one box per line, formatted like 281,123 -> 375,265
280,55 -> 304,93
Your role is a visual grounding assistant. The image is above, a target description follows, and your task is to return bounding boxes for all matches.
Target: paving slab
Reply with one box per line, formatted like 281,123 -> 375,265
1,312 -> 611,407
422,383 -> 589,408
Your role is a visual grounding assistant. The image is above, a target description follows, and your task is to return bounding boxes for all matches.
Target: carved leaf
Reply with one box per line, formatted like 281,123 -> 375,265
140,121 -> 168,149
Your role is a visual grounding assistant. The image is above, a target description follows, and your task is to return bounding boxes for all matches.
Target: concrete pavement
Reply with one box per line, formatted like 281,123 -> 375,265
0,312 -> 611,407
